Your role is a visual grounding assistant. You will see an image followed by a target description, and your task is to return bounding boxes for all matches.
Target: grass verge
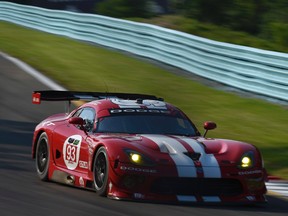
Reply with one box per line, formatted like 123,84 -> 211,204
0,21 -> 287,178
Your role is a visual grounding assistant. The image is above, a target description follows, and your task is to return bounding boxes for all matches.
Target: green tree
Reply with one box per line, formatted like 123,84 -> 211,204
260,0 -> 288,45
227,0 -> 267,34
95,0 -> 152,18
172,0 -> 267,34
186,0 -> 232,25
266,22 -> 288,46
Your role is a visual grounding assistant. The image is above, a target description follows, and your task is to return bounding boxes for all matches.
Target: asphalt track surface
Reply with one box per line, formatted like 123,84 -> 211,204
0,55 -> 288,216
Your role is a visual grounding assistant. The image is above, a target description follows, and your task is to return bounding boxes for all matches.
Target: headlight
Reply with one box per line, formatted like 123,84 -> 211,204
239,151 -> 254,169
124,149 -> 155,166
131,153 -> 141,163
241,156 -> 252,168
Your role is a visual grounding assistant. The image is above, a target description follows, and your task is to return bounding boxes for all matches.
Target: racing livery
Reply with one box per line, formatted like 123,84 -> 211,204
32,91 -> 267,203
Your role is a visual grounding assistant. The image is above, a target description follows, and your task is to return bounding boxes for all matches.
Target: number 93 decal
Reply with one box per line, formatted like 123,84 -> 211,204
63,135 -> 82,170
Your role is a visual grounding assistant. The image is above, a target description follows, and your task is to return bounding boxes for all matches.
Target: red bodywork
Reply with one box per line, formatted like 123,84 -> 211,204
32,92 -> 267,204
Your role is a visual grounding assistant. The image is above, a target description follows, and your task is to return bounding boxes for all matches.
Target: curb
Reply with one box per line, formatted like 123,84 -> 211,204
268,175 -> 287,182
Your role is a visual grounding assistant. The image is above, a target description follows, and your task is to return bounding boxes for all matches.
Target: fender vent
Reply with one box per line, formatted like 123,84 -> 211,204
56,149 -> 61,159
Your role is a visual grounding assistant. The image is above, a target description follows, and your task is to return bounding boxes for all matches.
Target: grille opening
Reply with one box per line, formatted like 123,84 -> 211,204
151,178 -> 243,197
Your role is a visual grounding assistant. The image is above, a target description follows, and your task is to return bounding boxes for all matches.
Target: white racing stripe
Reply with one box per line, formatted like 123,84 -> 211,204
181,137 -> 221,178
177,196 -> 221,202
177,196 -> 197,202
143,135 -> 197,177
202,196 -> 221,202
143,135 -> 221,178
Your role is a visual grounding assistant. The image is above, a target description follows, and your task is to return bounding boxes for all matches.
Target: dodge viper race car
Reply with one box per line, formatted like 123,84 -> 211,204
32,91 -> 267,204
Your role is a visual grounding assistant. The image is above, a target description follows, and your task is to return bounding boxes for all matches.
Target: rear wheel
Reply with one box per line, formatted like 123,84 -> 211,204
35,132 -> 50,181
93,147 -> 109,196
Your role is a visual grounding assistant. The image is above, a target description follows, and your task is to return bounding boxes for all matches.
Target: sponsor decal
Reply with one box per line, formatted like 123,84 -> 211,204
134,193 -> 145,199
246,196 -> 256,201
32,92 -> 41,104
109,109 -> 170,114
79,177 -> 84,187
238,170 -> 262,175
108,182 -> 113,195
86,137 -> 95,156
120,166 -> 157,173
111,98 -> 167,109
63,135 -> 82,170
67,137 -> 80,145
79,160 -> 88,169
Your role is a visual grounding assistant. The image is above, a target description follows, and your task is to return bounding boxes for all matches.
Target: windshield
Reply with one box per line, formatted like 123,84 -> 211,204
95,114 -> 197,136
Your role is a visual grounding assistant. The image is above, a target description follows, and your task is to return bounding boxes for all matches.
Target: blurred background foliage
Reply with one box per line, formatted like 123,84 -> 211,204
6,0 -> 288,52
94,0 -> 288,52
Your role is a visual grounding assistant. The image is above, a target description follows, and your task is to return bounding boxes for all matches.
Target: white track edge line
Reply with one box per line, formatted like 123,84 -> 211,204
0,52 -> 66,90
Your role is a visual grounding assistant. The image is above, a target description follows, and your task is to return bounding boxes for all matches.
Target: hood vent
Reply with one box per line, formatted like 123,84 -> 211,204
159,141 -> 177,154
184,152 -> 201,161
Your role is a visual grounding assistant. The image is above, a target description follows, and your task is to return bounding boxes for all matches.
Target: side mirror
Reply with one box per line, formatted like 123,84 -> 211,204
203,121 -> 217,137
69,117 -> 85,126
69,117 -> 88,135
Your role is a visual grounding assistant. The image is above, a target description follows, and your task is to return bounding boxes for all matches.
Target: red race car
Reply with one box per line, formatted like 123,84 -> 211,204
32,91 -> 267,204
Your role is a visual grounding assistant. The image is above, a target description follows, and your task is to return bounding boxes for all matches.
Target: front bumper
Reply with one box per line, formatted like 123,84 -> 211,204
107,163 -> 267,204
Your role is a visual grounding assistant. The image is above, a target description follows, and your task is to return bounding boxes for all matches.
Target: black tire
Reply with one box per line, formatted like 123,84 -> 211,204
93,146 -> 109,196
35,132 -> 50,181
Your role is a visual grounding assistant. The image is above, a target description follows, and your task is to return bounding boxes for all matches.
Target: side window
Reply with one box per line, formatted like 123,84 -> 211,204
73,109 -> 82,117
75,107 -> 96,132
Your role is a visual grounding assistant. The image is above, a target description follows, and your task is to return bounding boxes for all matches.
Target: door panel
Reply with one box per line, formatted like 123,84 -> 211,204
53,122 -> 89,173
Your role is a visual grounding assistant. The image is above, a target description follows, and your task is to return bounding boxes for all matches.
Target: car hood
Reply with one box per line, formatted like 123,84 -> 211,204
95,134 -> 256,166
96,134 -> 253,152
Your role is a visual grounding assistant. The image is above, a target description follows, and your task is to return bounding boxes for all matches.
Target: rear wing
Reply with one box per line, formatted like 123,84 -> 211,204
32,90 -> 162,104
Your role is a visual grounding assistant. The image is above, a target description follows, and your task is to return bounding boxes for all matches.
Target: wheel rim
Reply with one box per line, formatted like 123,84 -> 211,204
37,139 -> 48,173
94,152 -> 107,189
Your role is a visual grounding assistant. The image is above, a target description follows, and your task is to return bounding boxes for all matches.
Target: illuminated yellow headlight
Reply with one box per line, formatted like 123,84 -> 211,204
124,149 -> 155,166
131,153 -> 141,163
241,156 -> 252,168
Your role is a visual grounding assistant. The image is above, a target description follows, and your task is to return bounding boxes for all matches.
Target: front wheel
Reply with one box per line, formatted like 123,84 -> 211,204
93,146 -> 109,196
35,132 -> 50,181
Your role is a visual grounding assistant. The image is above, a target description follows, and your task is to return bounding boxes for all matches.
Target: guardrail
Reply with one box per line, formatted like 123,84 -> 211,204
1,2 -> 288,101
